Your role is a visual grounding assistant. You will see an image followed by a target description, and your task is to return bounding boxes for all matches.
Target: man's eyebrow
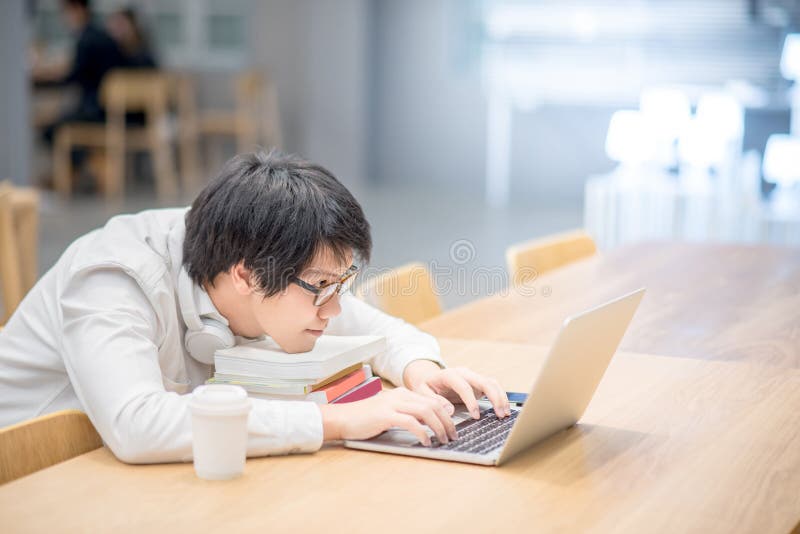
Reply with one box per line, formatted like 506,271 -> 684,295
303,268 -> 344,278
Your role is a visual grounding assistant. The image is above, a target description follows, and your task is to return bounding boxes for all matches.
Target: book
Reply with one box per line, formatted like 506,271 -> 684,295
209,362 -> 365,395
214,335 -> 386,380
248,372 -> 383,405
212,364 -> 373,401
331,376 -> 383,404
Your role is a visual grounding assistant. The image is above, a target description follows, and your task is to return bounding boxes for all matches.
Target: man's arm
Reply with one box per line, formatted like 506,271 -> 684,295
32,39 -> 86,87
325,293 -> 446,388
59,268 -> 323,464
326,293 -> 510,420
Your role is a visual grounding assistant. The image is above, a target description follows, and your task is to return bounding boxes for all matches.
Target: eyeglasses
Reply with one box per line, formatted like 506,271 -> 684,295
290,265 -> 359,306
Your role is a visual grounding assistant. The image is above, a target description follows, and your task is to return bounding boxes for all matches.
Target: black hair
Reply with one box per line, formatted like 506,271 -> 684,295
117,7 -> 145,43
183,150 -> 372,295
62,0 -> 90,9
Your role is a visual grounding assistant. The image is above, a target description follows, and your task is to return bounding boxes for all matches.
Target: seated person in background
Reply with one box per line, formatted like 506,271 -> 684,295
34,0 -> 127,147
106,7 -> 158,69
0,151 -> 511,463
105,7 -> 158,131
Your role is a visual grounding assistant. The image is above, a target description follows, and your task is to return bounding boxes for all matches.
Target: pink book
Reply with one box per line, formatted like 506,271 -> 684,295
312,366 -> 369,403
331,376 -> 382,404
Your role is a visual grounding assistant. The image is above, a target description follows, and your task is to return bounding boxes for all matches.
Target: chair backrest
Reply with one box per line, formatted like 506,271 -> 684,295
101,69 -> 170,115
235,70 -> 283,149
357,262 -> 442,325
506,230 -> 597,285
0,182 -> 38,323
0,410 -> 103,485
0,185 -> 23,322
171,72 -> 197,129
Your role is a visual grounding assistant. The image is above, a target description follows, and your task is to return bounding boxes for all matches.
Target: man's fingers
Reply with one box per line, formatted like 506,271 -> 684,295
439,396 -> 456,416
459,369 -> 510,418
415,383 -> 456,416
481,378 -> 510,417
391,413 -> 431,446
397,402 -> 451,444
398,388 -> 457,439
442,373 -> 481,419
423,395 -> 458,439
414,382 -> 439,401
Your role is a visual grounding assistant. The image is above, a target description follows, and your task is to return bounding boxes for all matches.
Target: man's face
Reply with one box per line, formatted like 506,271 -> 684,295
246,248 -> 352,353
61,4 -> 87,32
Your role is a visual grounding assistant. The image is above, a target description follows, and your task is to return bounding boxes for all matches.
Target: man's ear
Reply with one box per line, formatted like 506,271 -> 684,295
229,262 -> 256,295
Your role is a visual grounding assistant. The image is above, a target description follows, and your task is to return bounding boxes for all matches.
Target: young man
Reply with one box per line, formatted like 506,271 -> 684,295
0,151 -> 510,463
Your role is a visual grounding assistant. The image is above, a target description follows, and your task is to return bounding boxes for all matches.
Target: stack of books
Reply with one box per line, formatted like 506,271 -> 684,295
209,335 -> 386,404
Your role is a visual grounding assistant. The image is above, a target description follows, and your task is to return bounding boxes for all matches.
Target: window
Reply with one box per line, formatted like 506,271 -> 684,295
476,0 -> 792,105
29,0 -> 252,71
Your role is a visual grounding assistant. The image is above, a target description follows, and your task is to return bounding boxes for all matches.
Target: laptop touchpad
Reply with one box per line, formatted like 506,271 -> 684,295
369,428 -> 425,447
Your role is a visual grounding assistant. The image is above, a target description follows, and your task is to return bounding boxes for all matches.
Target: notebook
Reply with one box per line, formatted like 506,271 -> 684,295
214,335 -> 386,380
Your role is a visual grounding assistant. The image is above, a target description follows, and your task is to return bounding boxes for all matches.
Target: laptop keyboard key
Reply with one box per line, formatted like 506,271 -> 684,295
420,409 -> 519,454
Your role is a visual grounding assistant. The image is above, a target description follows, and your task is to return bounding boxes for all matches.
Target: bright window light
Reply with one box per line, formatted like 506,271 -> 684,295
695,92 -> 744,143
763,134 -> 800,187
605,110 -> 656,165
640,87 -> 691,167
677,117 -> 728,170
640,87 -> 691,142
780,33 -> 800,81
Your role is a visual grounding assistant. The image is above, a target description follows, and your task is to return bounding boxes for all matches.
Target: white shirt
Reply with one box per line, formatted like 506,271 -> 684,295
0,208 -> 444,463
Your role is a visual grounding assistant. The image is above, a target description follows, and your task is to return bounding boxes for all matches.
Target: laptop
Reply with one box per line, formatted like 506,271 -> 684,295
343,288 -> 646,466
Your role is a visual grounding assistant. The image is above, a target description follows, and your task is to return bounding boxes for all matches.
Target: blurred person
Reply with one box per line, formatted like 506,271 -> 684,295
105,7 -> 159,137
106,7 -> 158,69
0,150 -> 511,463
34,0 -> 127,147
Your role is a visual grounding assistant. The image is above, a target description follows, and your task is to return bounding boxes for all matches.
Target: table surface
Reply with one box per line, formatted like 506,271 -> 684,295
1,338 -> 798,533
421,241 -> 800,369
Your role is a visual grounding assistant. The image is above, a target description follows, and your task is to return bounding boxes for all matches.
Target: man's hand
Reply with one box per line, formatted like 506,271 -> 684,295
403,359 -> 511,420
318,387 -> 458,446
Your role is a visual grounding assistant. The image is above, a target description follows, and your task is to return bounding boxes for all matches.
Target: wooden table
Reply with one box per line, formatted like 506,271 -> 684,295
1,339 -> 798,533
421,242 -> 800,368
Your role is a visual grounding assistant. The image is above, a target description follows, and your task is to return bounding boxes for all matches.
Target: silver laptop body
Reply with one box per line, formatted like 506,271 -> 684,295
343,288 -> 646,466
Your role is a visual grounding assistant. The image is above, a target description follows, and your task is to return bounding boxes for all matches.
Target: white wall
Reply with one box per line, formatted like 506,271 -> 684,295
246,0 -> 616,202
250,0 -> 369,189
369,0 -> 620,202
369,0 -> 488,192
245,0 -> 614,203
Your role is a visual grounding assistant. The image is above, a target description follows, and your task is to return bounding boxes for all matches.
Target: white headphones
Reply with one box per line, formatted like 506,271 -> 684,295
177,267 -> 235,365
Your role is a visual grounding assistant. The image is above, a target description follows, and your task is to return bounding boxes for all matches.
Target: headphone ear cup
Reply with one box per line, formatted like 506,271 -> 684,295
184,318 -> 236,365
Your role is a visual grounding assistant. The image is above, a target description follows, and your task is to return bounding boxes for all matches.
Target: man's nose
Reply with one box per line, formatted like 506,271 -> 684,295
318,292 -> 342,320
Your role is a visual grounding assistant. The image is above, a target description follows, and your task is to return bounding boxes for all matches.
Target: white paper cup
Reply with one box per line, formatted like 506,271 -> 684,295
190,385 -> 252,480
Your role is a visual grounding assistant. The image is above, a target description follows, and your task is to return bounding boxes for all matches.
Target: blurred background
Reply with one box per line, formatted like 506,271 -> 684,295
1,0 -> 799,315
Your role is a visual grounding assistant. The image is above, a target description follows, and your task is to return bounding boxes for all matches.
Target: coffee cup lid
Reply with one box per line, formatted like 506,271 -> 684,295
190,384 -> 252,416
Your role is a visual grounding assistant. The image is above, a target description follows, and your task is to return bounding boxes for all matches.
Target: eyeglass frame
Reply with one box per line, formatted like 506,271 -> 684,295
290,265 -> 359,306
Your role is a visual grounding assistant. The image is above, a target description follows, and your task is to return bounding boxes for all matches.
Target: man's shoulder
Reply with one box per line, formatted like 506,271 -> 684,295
76,23 -> 124,62
66,208 -> 188,289
79,23 -> 116,47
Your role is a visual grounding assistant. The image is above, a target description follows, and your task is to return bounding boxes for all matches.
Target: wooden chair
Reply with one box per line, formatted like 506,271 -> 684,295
53,69 -> 180,200
357,262 -> 442,325
506,230 -> 597,285
170,72 -> 201,194
197,69 -> 283,154
0,410 -> 103,485
0,182 -> 39,323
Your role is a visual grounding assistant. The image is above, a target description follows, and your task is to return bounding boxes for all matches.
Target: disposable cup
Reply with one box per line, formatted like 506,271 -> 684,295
189,384 -> 251,480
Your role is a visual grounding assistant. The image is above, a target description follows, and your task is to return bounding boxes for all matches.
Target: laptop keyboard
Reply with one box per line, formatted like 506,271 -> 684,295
414,407 -> 519,455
